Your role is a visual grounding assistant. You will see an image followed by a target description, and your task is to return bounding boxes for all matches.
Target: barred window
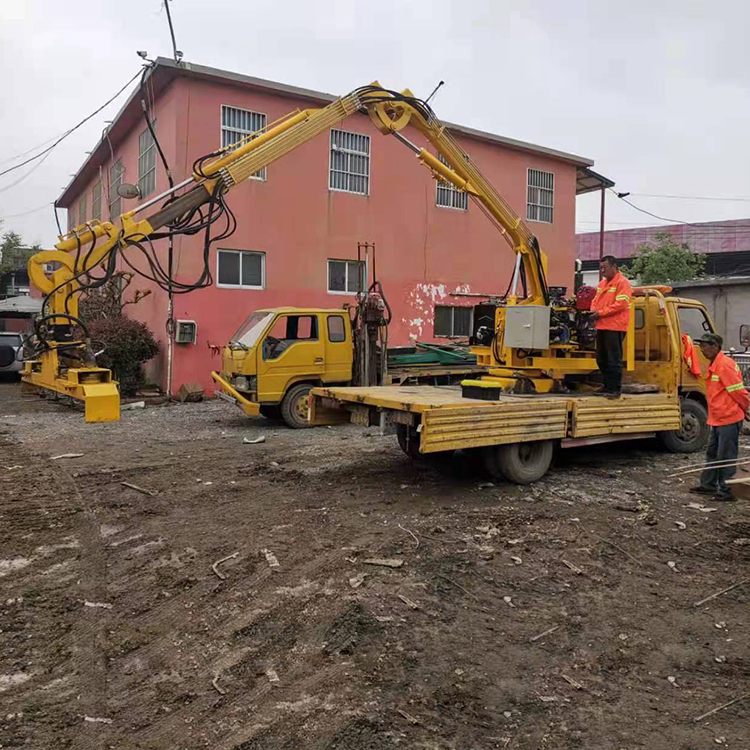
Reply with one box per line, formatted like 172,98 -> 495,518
436,153 -> 468,210
109,159 -> 124,219
68,206 -> 77,231
434,305 -> 472,337
92,180 -> 102,221
221,105 -> 267,180
329,129 -> 370,195
527,168 -> 554,223
138,124 -> 157,197
78,194 -> 87,226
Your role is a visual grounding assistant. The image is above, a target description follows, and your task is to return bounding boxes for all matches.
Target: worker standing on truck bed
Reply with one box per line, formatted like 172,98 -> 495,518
590,255 -> 633,398
691,333 -> 749,501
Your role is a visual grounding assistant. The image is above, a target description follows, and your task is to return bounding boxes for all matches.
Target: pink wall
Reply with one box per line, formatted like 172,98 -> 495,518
577,220 -> 750,262
63,75 -> 579,394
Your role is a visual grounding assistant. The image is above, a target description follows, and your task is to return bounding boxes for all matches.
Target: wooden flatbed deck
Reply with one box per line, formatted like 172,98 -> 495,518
310,385 -> 682,453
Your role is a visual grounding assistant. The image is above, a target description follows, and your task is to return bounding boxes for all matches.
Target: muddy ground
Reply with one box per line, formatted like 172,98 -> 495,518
1,374 -> 749,749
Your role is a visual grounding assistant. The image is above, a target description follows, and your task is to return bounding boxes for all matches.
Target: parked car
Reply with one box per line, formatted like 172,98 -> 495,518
0,332 -> 23,375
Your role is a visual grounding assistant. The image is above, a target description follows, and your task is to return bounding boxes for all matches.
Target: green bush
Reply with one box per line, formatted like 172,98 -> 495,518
89,316 -> 159,396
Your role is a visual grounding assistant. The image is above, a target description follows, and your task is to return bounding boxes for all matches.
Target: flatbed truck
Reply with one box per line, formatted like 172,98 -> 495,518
309,288 -> 716,483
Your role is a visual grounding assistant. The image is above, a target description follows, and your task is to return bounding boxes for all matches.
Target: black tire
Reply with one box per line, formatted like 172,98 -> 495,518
658,398 -> 709,453
280,383 -> 313,429
396,424 -> 453,461
483,440 -> 554,484
259,405 -> 282,420
0,345 -> 15,369
396,424 -> 422,459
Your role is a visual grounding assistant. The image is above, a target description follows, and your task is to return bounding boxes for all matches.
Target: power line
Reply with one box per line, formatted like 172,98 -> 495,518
630,192 -> 750,203
0,149 -> 54,196
611,189 -> 727,228
0,202 -> 54,220
0,68 -> 142,180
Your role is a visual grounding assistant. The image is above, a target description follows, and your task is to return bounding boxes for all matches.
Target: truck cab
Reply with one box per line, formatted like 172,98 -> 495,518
628,291 -> 715,451
212,307 -> 354,428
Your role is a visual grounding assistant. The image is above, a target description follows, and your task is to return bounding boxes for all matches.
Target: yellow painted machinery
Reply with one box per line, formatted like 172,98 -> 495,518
23,80 -> 612,420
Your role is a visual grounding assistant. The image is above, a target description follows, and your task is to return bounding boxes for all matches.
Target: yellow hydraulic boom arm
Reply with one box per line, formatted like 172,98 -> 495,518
24,82 -> 557,422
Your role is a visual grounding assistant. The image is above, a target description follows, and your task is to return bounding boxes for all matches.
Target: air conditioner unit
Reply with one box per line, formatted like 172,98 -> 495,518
175,320 -> 197,344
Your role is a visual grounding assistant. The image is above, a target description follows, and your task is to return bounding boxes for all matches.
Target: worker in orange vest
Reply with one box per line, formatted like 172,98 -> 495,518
590,255 -> 633,398
691,332 -> 749,501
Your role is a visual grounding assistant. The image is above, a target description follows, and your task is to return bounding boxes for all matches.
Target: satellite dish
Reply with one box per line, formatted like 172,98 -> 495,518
116,183 -> 141,200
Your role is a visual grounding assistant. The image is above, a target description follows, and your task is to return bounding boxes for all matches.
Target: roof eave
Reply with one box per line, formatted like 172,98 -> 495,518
58,56 -> 595,206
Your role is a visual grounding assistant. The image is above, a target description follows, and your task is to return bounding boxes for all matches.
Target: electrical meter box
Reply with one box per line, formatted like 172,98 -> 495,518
175,320 -> 197,344
504,306 -> 550,350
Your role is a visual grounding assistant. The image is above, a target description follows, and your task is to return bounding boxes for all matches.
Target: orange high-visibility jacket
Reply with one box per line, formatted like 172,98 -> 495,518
591,271 -> 632,332
682,334 -> 702,377
706,350 -> 749,427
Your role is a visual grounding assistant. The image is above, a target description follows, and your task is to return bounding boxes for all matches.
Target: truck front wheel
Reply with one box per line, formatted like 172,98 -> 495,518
482,440 -> 554,484
658,398 -> 709,453
281,384 -> 313,429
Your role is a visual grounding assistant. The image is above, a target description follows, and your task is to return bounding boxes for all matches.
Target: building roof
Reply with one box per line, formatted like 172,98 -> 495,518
58,57 -> 594,207
670,275 -> 750,289
0,295 -> 42,315
577,217 -> 750,262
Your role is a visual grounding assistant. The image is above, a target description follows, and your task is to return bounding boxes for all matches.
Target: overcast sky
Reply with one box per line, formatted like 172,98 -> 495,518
1,0 -> 749,247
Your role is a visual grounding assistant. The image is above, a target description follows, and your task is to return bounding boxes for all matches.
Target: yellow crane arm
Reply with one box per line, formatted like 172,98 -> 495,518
24,82 -> 549,421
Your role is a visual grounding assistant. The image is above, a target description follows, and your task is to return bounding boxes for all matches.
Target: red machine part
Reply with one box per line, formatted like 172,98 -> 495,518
575,285 -> 596,311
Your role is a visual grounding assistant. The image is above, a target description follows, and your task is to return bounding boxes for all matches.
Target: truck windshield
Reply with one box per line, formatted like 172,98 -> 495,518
230,311 -> 275,349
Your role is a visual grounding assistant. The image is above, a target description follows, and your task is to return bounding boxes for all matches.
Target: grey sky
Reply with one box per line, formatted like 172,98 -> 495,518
1,0 -> 749,247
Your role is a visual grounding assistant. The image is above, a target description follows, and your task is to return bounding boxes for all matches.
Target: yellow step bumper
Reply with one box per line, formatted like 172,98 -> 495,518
210,371 -> 261,417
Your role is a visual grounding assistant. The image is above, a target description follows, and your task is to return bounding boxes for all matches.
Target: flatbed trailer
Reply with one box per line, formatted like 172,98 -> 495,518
309,385 -> 683,483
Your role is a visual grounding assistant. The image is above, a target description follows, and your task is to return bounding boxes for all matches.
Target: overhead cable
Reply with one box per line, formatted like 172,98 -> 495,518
0,68 -> 142,180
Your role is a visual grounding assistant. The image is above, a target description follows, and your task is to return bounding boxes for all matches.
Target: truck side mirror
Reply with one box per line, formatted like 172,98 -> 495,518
740,324 -> 750,351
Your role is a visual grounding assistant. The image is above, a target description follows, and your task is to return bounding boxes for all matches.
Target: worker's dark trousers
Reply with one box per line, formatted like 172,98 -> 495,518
596,330 -> 625,393
699,421 -> 742,492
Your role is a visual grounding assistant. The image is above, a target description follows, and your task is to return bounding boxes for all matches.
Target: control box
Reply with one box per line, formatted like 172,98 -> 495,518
504,306 -> 550,350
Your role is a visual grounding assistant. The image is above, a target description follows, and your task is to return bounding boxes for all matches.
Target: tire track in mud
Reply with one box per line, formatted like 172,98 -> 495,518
114,528 -> 388,748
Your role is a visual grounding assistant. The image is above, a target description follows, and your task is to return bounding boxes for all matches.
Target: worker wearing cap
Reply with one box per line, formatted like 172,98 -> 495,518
691,332 -> 749,501
590,255 -> 632,398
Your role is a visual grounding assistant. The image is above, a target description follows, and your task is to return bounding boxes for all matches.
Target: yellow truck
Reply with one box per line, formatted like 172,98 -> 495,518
211,303 -> 483,428
310,288 -> 715,483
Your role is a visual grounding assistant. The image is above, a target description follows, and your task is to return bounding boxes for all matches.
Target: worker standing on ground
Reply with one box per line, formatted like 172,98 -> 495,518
590,255 -> 632,398
691,333 -> 749,501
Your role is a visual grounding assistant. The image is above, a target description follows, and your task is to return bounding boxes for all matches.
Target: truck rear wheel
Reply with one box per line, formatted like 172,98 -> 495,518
281,383 -> 313,429
482,440 -> 553,484
396,424 -> 453,461
396,424 -> 422,459
658,398 -> 709,453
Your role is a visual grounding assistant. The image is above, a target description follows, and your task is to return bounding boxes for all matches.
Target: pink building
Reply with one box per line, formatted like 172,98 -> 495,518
58,58 -> 600,394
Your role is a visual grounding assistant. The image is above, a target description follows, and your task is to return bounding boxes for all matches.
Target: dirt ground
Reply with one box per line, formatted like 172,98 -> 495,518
1,374 -> 749,750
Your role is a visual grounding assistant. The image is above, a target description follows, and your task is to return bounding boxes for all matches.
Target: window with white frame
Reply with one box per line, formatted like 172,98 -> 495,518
138,124 -> 157,197
217,249 -> 265,289
78,194 -> 87,226
434,305 -> 472,337
526,168 -> 554,223
329,130 -> 370,195
92,180 -> 102,221
436,153 -> 469,210
221,105 -> 267,181
327,259 -> 365,294
109,160 -> 124,219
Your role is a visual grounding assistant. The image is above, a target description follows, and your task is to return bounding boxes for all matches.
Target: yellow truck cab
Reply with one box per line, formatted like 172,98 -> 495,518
212,306 -> 485,428
212,308 -> 354,428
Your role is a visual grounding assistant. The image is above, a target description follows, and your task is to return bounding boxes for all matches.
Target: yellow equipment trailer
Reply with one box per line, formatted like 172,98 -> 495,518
310,289 -> 716,483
